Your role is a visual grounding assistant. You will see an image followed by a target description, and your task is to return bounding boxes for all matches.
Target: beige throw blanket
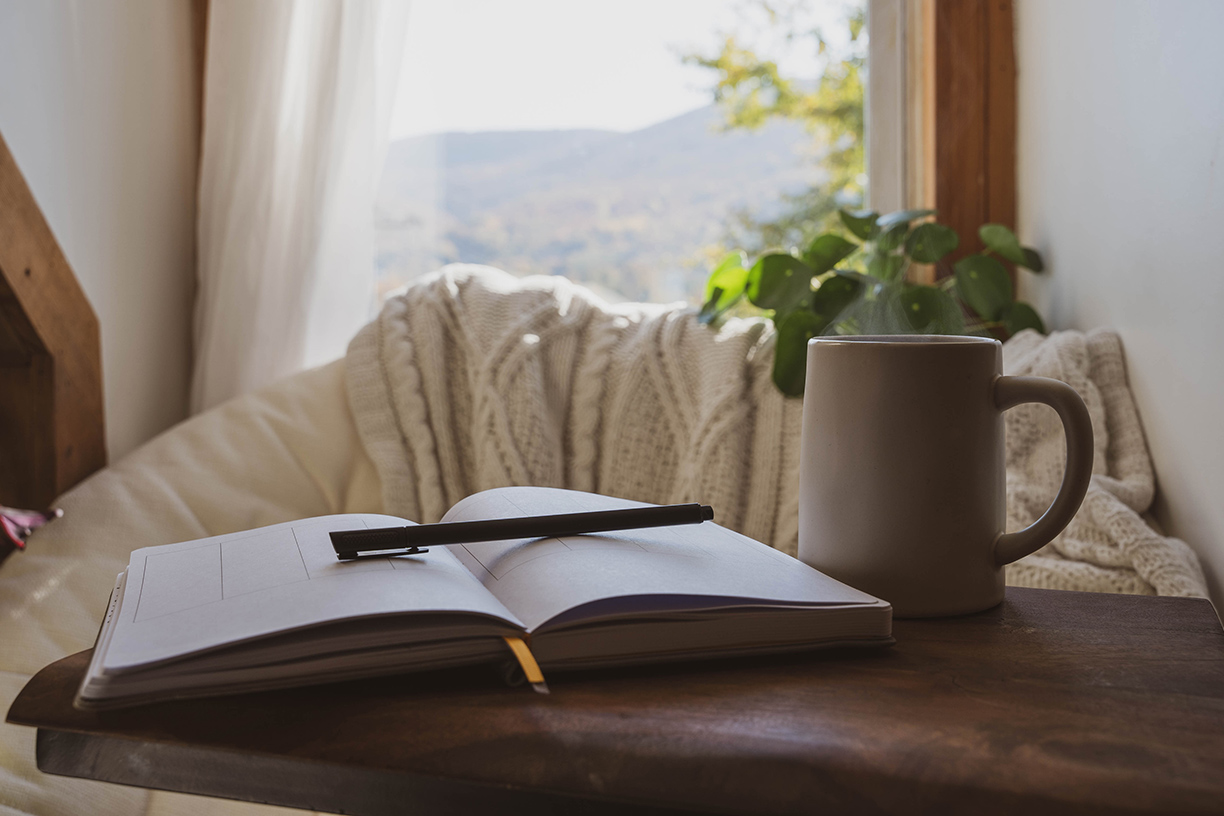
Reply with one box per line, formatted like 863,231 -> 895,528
347,265 -> 1206,597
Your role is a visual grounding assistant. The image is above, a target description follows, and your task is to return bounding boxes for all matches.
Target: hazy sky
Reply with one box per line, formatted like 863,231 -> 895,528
388,0 -> 846,139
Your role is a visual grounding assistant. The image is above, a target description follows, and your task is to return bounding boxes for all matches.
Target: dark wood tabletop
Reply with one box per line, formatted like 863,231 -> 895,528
8,587 -> 1224,816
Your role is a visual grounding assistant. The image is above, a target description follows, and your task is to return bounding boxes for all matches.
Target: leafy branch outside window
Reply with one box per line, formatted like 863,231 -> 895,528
683,1 -> 867,251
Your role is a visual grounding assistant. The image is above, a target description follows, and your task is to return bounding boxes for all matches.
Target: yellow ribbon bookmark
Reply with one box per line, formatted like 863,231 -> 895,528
503,636 -> 549,695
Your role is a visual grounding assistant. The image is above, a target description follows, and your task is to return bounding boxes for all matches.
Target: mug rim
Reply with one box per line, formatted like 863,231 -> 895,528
807,334 -> 1000,346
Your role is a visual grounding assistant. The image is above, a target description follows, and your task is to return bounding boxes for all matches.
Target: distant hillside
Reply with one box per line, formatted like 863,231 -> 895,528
375,105 -> 816,303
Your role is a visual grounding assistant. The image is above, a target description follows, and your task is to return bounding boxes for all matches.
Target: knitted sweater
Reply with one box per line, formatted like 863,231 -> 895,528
346,265 -> 1206,598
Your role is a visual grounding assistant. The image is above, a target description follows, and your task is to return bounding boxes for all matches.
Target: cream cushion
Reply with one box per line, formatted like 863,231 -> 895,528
0,360 -> 377,816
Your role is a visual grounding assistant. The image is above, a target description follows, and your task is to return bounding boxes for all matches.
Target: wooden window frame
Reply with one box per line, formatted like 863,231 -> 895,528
868,0 -> 1016,280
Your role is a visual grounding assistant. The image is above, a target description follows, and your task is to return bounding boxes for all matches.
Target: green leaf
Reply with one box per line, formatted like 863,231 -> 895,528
905,223 -> 960,263
811,272 -> 863,322
876,208 -> 936,230
699,252 -> 748,322
747,253 -> 815,312
772,310 -> 829,397
703,252 -> 748,302
978,224 -> 1026,265
803,234 -> 858,275
900,285 -> 965,334
954,255 -> 1013,321
876,221 -> 908,252
1021,247 -> 1045,273
838,209 -> 879,241
866,252 -> 905,282
1000,301 -> 1046,336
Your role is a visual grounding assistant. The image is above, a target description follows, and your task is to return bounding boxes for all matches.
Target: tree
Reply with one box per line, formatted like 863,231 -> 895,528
685,1 -> 867,254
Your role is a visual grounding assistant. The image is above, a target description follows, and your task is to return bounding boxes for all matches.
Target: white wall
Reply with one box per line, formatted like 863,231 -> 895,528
1016,0 -> 1224,600
0,0 -> 198,461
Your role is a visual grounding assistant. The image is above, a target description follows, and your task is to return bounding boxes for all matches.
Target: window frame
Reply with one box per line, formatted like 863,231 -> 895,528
867,0 -> 1017,281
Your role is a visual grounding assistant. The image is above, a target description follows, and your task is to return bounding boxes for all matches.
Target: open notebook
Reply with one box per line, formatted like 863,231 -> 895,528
78,487 -> 892,708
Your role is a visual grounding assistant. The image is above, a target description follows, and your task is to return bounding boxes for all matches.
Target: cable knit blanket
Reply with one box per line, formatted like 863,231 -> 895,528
347,265 -> 1207,598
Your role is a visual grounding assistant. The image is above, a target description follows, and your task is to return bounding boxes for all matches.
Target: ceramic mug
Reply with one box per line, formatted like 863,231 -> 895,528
797,335 -> 1093,617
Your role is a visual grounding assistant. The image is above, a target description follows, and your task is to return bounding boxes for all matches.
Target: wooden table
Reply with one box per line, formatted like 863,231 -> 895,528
8,587 -> 1224,815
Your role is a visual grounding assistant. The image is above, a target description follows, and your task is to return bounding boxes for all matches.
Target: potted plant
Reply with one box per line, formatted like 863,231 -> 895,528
698,209 -> 1046,395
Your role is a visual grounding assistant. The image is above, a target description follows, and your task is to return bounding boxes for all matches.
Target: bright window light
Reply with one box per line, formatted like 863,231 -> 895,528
377,0 -> 865,304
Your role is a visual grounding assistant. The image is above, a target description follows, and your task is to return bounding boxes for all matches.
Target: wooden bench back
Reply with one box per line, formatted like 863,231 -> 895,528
0,130 -> 106,555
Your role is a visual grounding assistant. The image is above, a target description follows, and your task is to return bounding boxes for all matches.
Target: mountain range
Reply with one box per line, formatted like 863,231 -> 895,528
375,105 -> 816,303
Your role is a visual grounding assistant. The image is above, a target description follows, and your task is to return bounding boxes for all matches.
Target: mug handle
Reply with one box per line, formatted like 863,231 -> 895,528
992,376 -> 1095,566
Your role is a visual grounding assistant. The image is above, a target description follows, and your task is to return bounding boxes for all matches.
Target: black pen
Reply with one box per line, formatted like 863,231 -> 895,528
330,503 -> 715,561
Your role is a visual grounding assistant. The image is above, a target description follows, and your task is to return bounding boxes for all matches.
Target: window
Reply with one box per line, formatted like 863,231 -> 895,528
375,0 -> 870,305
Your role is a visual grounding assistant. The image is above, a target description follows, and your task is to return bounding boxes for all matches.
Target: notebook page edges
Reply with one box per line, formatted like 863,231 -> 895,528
102,514 -> 525,672
80,570 -> 128,697
442,487 -> 883,633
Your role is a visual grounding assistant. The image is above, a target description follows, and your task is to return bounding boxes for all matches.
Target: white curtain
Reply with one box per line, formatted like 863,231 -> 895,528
192,0 -> 409,413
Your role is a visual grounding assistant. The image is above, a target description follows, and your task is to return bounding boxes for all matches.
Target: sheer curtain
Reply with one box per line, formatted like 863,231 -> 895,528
192,0 -> 409,413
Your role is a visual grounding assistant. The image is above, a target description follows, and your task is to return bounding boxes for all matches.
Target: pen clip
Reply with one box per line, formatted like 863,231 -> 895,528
330,527 -> 424,561
337,546 -> 430,561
